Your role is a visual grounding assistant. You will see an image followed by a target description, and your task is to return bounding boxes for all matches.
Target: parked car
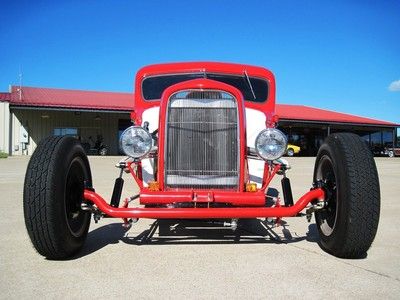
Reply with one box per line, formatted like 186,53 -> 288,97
81,135 -> 108,156
370,145 -> 386,157
23,62 -> 380,259
286,144 -> 301,156
384,145 -> 400,157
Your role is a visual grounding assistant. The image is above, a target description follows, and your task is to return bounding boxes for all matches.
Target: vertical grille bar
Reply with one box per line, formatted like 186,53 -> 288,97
165,90 -> 239,189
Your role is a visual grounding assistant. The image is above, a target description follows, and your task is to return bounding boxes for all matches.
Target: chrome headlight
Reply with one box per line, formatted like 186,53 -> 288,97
119,126 -> 152,158
255,128 -> 288,161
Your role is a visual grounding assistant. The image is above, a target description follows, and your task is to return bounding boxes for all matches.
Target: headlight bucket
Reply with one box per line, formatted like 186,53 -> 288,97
255,128 -> 288,161
119,126 -> 152,158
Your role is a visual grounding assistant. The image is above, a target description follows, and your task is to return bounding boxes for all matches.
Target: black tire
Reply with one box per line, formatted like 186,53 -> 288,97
313,133 -> 380,258
24,136 -> 92,259
287,148 -> 294,157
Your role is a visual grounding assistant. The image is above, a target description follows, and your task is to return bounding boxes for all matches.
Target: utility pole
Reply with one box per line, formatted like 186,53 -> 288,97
18,65 -> 23,101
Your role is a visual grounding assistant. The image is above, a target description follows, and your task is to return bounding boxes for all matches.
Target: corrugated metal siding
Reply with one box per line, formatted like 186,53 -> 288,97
10,109 -> 130,155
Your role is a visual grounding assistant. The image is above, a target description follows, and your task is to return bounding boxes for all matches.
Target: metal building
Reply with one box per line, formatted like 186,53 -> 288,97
276,104 -> 398,156
0,86 -> 132,156
0,85 -> 398,156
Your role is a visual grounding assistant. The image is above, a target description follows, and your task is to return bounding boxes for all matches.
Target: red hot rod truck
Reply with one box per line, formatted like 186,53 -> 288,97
23,62 -> 380,259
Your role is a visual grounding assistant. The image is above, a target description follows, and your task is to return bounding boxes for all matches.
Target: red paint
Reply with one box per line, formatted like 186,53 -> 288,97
127,161 -> 144,189
133,62 -> 276,125
139,189 -> 266,206
275,104 -> 399,125
84,188 -> 325,219
261,164 -> 281,191
8,86 -> 133,111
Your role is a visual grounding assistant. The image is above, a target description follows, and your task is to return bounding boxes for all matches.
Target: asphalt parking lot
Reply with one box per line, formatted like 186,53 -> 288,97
1,156 -> 399,299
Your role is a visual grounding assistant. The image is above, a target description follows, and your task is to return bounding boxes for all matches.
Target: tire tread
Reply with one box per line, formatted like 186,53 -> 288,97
24,136 -> 65,258
315,133 -> 380,258
24,136 -> 90,259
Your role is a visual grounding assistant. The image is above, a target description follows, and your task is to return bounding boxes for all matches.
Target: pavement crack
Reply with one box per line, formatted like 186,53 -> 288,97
288,243 -> 400,282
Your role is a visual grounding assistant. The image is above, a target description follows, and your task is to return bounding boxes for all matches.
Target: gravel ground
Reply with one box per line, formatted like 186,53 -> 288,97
0,156 -> 399,299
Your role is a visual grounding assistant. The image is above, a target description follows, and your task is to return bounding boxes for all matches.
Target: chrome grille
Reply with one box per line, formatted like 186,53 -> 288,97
165,90 -> 239,189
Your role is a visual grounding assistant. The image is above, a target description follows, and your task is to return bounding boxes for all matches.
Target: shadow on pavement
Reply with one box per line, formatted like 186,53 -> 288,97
75,223 -> 127,259
74,218 -> 321,259
74,188 -> 322,258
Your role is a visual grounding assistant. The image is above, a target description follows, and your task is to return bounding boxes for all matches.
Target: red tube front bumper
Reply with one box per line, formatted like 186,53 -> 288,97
83,188 -> 325,219
139,190 -> 266,206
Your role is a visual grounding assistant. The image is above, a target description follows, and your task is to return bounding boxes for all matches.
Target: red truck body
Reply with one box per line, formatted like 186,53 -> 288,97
84,62 -> 325,219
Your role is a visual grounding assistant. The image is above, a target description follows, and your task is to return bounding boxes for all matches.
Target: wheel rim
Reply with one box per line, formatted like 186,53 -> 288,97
316,155 -> 338,236
287,149 -> 294,156
65,157 -> 90,237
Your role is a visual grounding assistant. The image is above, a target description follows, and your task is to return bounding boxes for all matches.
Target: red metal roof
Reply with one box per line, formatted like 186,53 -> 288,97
276,104 -> 397,126
3,86 -> 398,126
0,92 -> 11,102
8,86 -> 133,111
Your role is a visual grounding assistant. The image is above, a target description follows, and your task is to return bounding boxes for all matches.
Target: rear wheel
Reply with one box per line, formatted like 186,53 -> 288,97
24,136 -> 92,259
313,133 -> 380,258
287,148 -> 294,157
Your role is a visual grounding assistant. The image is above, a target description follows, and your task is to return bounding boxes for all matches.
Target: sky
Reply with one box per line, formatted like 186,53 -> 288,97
1,0 -> 399,123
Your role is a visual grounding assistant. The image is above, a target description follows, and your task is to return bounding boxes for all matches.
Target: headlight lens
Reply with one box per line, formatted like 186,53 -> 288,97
119,126 -> 152,158
255,128 -> 288,161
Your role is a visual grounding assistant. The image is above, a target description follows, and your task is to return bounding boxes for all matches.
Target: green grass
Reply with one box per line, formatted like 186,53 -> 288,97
0,151 -> 8,159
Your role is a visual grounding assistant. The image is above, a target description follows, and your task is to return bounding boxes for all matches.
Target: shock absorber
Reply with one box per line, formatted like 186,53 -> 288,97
110,167 -> 124,208
281,174 -> 294,207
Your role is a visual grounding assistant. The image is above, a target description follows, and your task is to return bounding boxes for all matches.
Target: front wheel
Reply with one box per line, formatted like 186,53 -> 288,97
313,133 -> 380,258
24,136 -> 92,259
287,148 -> 294,157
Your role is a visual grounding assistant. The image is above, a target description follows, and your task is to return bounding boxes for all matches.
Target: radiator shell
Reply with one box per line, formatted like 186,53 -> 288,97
165,90 -> 240,190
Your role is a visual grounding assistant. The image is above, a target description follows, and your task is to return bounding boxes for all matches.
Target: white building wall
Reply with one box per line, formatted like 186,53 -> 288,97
0,102 -> 10,154
10,110 -> 23,155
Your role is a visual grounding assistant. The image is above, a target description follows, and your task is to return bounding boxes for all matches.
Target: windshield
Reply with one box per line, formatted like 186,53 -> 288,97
142,73 -> 268,103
